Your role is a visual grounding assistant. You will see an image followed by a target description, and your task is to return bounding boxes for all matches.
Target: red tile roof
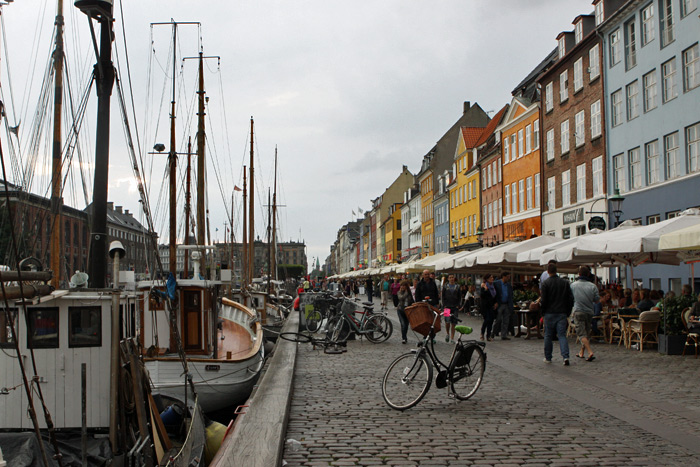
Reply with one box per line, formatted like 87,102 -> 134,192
461,127 -> 485,149
475,104 -> 509,147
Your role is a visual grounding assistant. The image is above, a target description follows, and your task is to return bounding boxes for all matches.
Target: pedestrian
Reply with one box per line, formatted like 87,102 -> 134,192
380,275 -> 391,310
570,266 -> 600,362
353,280 -> 359,298
442,274 -> 461,343
541,261 -> 574,365
415,269 -> 439,307
464,284 -> 476,314
390,278 -> 401,308
493,272 -> 514,340
539,259 -> 557,290
396,280 -> 414,344
410,278 -> 419,301
366,276 -> 374,303
479,274 -> 497,341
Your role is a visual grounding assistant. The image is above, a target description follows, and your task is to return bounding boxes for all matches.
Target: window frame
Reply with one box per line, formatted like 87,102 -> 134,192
662,57 -> 678,103
643,69 -> 658,112
646,139 -> 661,184
576,163 -> 587,202
683,43 -> 700,92
629,147 -> 642,189
560,70 -> 569,103
561,170 -> 571,207
27,307 -> 60,349
575,110 -> 585,148
591,100 -> 602,138
560,119 -> 570,154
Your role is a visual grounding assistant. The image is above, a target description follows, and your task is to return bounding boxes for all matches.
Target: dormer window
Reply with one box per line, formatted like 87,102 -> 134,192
575,21 -> 583,44
595,1 -> 604,26
558,36 -> 566,59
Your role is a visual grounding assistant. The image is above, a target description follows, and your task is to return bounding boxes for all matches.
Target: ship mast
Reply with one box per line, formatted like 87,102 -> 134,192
196,51 -> 206,270
184,137 -> 192,277
242,167 -> 247,287
248,117 -> 255,284
272,148 -> 278,282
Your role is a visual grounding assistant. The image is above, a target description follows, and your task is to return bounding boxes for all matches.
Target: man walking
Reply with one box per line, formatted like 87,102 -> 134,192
366,276 -> 374,303
570,266 -> 600,361
415,269 -> 439,307
380,275 -> 391,310
493,272 -> 514,340
540,262 -> 574,365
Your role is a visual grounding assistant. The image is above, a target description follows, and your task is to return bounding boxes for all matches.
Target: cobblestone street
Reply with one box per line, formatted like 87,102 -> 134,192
282,313 -> 700,466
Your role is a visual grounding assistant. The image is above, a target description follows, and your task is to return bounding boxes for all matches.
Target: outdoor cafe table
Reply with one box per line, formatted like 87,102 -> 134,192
616,312 -> 641,348
515,308 -> 543,339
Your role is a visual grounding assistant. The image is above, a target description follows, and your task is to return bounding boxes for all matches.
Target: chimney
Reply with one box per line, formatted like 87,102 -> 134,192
124,209 -> 130,216
116,206 -> 123,214
107,202 -> 114,211
463,101 -> 471,113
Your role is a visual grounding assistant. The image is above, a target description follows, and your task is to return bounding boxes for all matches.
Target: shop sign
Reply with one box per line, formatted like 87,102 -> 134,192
588,216 -> 607,230
563,208 -> 584,225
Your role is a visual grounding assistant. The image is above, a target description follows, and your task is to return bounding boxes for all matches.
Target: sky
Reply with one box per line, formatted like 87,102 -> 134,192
0,0 -> 595,272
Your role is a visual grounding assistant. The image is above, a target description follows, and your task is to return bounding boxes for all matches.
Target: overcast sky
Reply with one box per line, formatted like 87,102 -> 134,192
1,0 -> 594,272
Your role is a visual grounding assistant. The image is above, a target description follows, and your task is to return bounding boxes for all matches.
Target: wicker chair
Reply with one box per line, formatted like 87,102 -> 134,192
681,307 -> 699,358
628,310 -> 661,351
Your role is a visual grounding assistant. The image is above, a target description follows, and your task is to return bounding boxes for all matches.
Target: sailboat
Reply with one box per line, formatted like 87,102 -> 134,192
137,36 -> 264,414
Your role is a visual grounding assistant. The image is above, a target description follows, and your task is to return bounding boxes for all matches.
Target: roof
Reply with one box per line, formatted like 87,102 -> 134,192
511,47 -> 558,98
461,127 -> 485,149
475,104 -> 509,147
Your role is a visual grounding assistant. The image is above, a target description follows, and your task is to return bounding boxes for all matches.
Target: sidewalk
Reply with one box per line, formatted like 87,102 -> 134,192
283,312 -> 700,466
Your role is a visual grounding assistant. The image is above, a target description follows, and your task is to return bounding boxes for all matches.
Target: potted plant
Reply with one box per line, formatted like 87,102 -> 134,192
658,295 -> 696,355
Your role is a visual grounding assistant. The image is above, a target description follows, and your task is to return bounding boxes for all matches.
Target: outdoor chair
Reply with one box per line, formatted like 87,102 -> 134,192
628,310 -> 661,351
681,307 -> 699,358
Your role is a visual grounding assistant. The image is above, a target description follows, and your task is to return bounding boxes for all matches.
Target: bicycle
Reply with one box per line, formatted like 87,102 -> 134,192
303,291 -> 344,333
279,331 -> 348,354
326,298 -> 393,344
381,305 -> 486,410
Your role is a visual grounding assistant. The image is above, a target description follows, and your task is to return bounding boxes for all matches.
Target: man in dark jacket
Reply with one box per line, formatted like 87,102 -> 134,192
540,262 -> 574,365
366,276 -> 374,303
493,272 -> 514,340
415,269 -> 439,306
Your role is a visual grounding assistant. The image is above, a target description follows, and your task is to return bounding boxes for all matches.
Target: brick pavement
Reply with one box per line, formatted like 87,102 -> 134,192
282,312 -> 700,466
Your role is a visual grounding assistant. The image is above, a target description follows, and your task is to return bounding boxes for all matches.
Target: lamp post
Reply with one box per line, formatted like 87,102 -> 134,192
476,227 -> 484,247
609,189 -> 626,226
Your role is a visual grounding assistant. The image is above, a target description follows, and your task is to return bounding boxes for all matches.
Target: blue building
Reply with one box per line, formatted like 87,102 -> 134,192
433,172 -> 451,254
598,0 -> 700,292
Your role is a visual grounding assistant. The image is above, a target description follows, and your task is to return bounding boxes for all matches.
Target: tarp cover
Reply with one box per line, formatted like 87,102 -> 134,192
0,431 -> 111,466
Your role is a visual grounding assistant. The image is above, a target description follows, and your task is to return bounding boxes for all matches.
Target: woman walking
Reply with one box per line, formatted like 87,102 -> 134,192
396,280 -> 414,344
480,273 -> 497,341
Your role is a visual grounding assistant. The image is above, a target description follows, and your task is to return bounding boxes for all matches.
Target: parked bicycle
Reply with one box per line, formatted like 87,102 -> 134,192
304,292 -> 343,333
326,298 -> 393,343
279,331 -> 347,354
381,303 -> 486,410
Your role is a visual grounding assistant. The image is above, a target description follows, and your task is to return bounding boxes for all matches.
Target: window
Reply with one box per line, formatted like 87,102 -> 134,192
590,100 -> 602,138
526,177 -> 533,210
648,214 -> 661,224
643,70 -> 658,112
589,45 -> 600,80
27,308 -> 59,349
611,90 -> 623,126
534,173 -> 541,208
511,182 -> 517,214
533,120 -> 540,149
664,131 -> 680,179
0,308 -> 17,348
641,3 -> 655,46
519,179 -> 525,212
575,110 -> 585,147
498,200 -> 502,224
498,160 -> 502,182
683,44 -> 700,92
681,0 -> 697,16
576,225 -> 587,236
558,36 -> 566,59
504,136 -> 510,162
626,80 -> 639,120
625,19 -> 637,69
526,125 -> 532,153
69,306 -> 102,347
545,82 -> 554,112
576,163 -> 586,202
504,185 -> 510,216
667,211 -> 682,219
575,21 -> 583,44
547,176 -> 556,210
595,1 -> 604,25
613,153 -> 627,192
518,129 -> 524,157
560,70 -> 569,102
487,164 -> 492,188
561,170 -> 571,207
660,0 -> 674,47
546,129 -> 555,161
592,156 -> 604,197
646,140 -> 661,184
511,134 -> 517,157
629,147 -> 642,189
489,203 -> 494,229
574,58 -> 583,92
687,123 -> 700,173
482,167 -> 487,187
610,29 -> 621,66
561,120 -> 570,154
563,227 -> 571,239
481,208 -> 486,230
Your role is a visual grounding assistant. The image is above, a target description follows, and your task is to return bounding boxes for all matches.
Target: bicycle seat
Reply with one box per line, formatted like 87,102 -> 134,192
455,325 -> 473,335
361,302 -> 374,308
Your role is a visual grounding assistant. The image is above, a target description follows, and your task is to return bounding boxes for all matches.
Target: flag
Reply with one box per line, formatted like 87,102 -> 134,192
358,207 -> 363,215
234,185 -> 243,192
352,209 -> 356,216
216,228 -> 219,232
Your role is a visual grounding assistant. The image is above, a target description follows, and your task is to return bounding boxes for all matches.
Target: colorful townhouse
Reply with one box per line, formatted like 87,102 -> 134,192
450,127 -> 485,251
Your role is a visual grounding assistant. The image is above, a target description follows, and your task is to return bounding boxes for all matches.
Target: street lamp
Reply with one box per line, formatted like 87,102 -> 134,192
609,189 -> 626,225
476,227 -> 484,247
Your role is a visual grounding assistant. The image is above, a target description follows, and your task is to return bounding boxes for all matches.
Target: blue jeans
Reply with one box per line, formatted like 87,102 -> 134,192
544,313 -> 569,361
396,308 -> 409,340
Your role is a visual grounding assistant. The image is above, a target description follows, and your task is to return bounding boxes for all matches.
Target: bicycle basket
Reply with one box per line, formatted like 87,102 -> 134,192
405,302 -> 441,337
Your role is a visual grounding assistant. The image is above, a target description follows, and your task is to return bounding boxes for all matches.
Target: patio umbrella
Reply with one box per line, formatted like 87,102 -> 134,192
475,236 -> 563,266
659,223 -> 700,250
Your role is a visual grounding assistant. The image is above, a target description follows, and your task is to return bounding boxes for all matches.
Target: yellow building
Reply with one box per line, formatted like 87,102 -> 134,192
382,203 -> 403,264
450,127 -> 484,250
419,169 -> 434,257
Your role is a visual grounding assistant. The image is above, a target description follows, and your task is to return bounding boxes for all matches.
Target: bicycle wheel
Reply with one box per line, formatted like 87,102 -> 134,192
382,352 -> 432,410
327,316 -> 350,343
449,345 -> 486,401
305,309 -> 323,333
363,315 -> 393,343
279,332 -> 313,344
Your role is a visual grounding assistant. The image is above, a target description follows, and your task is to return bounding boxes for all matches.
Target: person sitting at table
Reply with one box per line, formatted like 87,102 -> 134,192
687,294 -> 700,333
637,288 -> 655,312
